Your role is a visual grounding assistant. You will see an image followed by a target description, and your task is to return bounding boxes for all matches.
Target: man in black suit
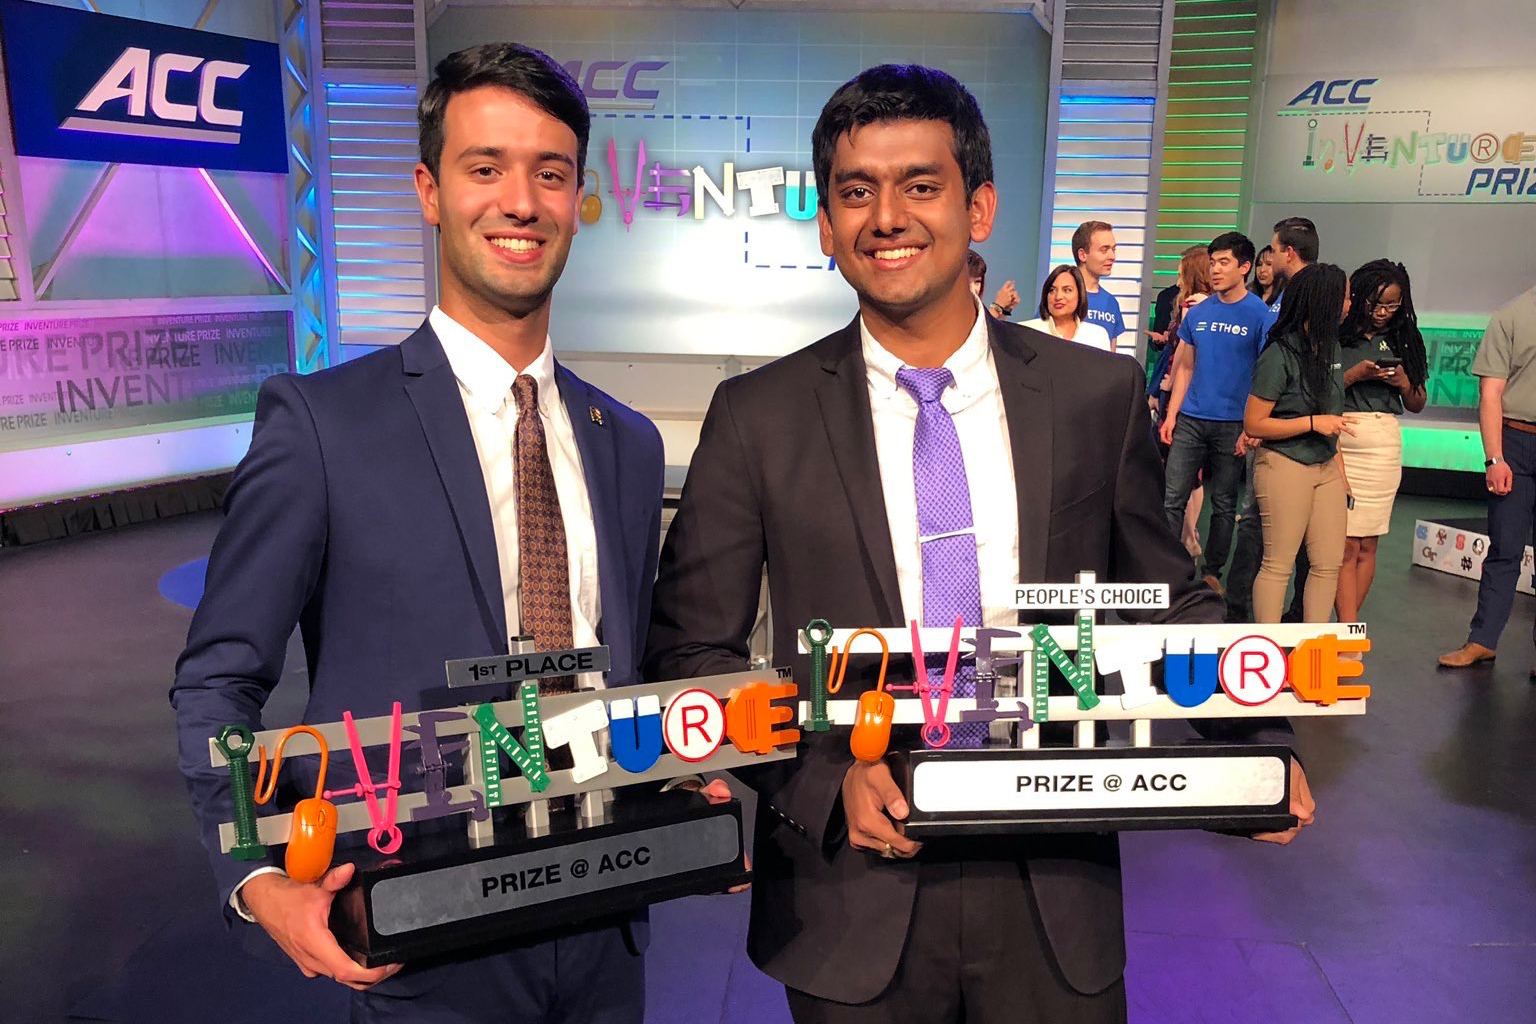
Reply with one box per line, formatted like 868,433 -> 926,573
644,65 -> 1314,1023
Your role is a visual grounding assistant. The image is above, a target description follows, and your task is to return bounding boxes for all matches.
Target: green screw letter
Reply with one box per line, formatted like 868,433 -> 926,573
803,619 -> 833,732
215,725 -> 268,862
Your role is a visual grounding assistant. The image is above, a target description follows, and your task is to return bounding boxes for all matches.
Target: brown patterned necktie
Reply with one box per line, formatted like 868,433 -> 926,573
512,374 -> 575,695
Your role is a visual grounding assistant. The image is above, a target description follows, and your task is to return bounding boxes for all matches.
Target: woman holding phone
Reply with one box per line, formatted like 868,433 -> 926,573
1244,264 -> 1352,623
1335,260 -> 1429,621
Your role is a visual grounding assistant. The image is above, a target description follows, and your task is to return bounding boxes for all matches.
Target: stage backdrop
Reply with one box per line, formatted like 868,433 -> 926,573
428,7 -> 1050,357
1254,68 -> 1536,206
1251,0 -> 1536,352
0,310 -> 290,454
0,0 -> 295,510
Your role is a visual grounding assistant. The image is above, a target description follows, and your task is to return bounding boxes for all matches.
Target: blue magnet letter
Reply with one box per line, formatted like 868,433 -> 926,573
610,695 -> 664,773
1164,639 -> 1219,708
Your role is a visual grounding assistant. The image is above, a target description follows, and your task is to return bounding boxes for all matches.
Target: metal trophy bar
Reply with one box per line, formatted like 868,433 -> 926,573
210,654 -> 799,966
797,573 -> 1369,837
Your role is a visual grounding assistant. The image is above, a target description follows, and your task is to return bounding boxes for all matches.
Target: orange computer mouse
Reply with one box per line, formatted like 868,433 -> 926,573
254,725 -> 338,884
828,628 -> 894,763
850,689 -> 895,763
285,796 -> 338,883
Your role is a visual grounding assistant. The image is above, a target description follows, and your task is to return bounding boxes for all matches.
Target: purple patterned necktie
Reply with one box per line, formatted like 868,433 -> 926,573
895,367 -> 988,748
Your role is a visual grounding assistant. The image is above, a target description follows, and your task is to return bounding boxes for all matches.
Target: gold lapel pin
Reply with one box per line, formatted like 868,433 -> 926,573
589,406 -> 604,426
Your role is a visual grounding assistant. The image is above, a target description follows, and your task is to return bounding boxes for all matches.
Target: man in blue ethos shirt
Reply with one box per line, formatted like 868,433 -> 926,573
1158,232 -> 1276,592
1073,220 -> 1126,345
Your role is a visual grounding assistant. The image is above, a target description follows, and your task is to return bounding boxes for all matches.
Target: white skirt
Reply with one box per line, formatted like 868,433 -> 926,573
1338,412 -> 1403,537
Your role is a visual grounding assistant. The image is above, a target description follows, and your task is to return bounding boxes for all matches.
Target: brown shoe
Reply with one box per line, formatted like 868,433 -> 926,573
1437,642 -> 1496,668
1202,574 -> 1224,596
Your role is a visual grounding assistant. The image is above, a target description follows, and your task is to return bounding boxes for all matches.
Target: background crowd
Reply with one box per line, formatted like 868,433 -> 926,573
977,216 -> 1442,632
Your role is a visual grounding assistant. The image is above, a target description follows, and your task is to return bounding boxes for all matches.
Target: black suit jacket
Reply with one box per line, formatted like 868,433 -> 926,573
643,315 -> 1292,1003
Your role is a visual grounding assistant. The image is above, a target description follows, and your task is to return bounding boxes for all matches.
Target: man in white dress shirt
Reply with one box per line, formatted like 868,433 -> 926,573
173,43 -> 713,1024
646,64 -> 1312,1024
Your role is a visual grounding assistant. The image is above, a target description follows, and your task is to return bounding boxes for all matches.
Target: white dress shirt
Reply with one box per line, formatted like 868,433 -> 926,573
860,302 -> 1022,636
429,305 -> 603,670
1019,316 -> 1114,352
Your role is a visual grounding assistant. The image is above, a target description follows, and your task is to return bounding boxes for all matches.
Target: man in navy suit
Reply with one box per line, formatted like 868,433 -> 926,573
172,43 -> 686,1023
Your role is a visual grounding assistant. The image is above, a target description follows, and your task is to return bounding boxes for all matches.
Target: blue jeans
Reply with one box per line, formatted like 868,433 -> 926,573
1225,449 -> 1262,619
1468,425 -> 1536,650
1162,415 -> 1246,581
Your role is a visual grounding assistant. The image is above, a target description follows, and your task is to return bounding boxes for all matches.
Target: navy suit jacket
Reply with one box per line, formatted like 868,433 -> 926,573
171,322 -> 663,955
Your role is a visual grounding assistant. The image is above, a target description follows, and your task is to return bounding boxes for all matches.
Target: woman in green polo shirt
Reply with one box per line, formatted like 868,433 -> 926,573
1335,260 -> 1429,623
1244,264 -> 1352,623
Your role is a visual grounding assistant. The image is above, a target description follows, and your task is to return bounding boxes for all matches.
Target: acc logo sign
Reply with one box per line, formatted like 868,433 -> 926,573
0,1 -> 285,172
68,47 -> 248,143
561,59 -> 668,106
1287,77 -> 1378,107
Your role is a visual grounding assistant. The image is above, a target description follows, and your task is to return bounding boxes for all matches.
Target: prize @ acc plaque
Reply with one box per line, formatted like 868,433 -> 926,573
209,645 -> 799,966
798,572 -> 1369,838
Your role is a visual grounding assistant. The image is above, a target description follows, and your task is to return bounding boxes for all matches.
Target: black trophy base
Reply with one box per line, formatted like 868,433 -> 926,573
899,744 -> 1297,837
331,791 -> 749,967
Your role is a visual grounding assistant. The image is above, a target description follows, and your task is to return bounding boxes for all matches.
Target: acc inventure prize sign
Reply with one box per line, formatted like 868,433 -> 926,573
0,310 -> 290,453
1256,67 -> 1536,204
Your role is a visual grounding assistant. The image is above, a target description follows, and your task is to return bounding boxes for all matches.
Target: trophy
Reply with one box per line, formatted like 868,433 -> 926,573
799,572 -> 1369,836
209,643 -> 799,966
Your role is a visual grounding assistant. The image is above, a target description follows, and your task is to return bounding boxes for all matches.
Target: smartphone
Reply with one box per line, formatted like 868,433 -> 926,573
1374,355 -> 1403,369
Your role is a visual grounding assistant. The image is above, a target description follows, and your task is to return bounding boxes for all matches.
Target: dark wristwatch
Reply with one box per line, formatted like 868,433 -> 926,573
1486,457 -> 1502,468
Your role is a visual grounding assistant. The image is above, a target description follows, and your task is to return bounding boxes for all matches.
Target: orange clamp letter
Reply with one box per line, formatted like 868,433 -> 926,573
1288,635 -> 1371,706
725,682 -> 801,755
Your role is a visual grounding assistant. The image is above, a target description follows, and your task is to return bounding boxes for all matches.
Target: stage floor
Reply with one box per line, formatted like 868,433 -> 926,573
2,495 -> 1533,1024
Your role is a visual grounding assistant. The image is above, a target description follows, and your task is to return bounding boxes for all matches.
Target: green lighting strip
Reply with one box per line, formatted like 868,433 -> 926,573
1150,0 -> 1260,332
1402,425 -> 1482,473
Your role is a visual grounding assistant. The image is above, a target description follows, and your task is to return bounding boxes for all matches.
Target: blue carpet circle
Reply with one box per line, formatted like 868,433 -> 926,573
159,558 -> 209,610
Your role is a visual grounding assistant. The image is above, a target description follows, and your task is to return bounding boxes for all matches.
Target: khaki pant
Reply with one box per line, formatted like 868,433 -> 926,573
1253,448 -> 1347,622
